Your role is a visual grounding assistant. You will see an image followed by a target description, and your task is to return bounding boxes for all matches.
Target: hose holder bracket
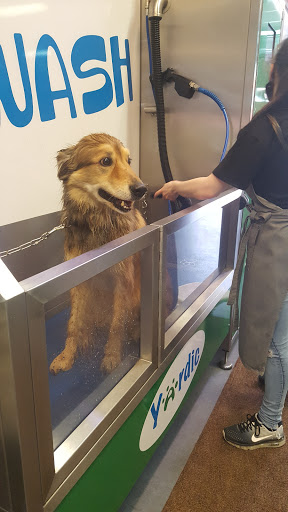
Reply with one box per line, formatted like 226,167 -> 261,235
161,68 -> 197,99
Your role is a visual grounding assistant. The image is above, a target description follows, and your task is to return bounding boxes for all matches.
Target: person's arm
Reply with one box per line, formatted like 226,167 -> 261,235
154,173 -> 230,201
154,174 -> 231,201
154,115 -> 273,203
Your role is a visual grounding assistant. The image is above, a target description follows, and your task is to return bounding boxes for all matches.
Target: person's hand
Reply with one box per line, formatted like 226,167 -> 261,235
154,181 -> 180,201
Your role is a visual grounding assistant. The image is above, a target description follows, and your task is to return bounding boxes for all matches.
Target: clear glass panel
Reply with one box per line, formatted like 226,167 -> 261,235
165,207 -> 223,325
45,255 -> 141,450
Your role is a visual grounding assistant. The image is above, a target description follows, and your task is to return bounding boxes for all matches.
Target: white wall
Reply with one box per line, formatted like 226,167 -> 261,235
0,0 -> 140,225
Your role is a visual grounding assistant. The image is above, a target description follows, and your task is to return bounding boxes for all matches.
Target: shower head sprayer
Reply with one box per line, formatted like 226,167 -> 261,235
148,0 -> 171,19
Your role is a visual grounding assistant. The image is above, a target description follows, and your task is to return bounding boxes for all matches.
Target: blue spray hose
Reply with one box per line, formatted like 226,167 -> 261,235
146,16 -> 229,162
197,87 -> 229,161
146,14 -> 153,79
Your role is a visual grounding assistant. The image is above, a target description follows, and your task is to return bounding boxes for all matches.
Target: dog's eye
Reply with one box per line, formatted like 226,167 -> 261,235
128,157 -> 132,165
100,157 -> 112,167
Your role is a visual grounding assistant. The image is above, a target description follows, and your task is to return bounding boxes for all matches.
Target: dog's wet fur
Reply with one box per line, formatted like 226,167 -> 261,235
49,133 -> 147,375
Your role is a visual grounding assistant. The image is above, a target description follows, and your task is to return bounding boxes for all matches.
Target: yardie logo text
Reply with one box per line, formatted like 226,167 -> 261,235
139,331 -> 205,451
151,347 -> 200,429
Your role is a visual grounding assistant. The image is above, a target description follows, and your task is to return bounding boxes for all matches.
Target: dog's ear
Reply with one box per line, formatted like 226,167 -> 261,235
57,146 -> 76,181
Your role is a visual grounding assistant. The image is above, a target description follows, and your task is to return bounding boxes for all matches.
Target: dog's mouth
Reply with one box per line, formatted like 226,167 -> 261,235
98,188 -> 133,212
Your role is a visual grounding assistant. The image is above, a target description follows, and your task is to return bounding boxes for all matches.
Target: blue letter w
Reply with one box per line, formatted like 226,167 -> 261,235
0,34 -> 33,127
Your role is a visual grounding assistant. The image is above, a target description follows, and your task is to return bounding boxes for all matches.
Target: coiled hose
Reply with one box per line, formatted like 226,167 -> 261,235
149,17 -> 192,214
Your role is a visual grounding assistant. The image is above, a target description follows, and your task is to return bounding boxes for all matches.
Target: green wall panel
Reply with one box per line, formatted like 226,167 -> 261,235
55,297 -> 230,512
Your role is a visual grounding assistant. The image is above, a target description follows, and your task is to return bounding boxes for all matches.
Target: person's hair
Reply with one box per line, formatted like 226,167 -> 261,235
258,38 -> 288,116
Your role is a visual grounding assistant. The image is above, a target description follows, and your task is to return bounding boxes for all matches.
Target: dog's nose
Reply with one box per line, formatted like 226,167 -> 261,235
130,184 -> 148,199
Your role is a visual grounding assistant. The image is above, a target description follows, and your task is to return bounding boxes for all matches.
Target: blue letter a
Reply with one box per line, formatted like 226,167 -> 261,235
0,34 -> 33,127
35,34 -> 76,122
110,37 -> 133,107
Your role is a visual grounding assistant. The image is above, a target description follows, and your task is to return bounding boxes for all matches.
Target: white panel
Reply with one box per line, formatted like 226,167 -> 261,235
0,0 -> 140,225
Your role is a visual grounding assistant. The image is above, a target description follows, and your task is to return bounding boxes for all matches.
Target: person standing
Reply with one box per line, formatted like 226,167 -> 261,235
154,38 -> 288,450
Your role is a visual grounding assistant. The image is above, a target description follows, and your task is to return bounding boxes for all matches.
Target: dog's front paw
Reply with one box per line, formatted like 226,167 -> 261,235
49,351 -> 75,375
101,351 -> 121,373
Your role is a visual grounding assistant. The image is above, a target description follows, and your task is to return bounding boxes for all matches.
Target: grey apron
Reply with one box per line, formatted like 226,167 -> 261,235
228,185 -> 288,372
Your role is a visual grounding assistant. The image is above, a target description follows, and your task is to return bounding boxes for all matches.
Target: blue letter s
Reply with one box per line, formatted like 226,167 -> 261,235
71,35 -> 113,114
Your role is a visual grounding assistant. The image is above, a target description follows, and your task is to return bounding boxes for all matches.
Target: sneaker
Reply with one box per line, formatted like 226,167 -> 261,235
223,413 -> 286,450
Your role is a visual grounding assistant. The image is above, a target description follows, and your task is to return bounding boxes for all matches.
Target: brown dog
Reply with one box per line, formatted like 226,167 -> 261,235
49,133 -> 147,375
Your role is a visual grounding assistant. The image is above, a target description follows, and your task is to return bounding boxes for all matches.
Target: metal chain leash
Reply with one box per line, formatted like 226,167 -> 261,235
0,222 -> 67,258
138,189 -> 149,223
142,195 -> 149,222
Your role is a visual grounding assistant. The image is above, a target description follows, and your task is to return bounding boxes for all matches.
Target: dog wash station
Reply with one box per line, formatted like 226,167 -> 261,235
0,186 -> 242,512
0,0 -> 283,511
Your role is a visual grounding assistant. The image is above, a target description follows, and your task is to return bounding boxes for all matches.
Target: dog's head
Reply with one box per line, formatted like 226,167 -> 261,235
57,133 -> 147,214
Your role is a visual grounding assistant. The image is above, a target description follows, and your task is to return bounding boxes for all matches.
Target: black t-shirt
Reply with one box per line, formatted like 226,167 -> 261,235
213,110 -> 288,208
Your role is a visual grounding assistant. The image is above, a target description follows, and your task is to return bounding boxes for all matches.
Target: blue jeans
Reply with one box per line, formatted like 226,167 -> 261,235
258,292 -> 288,430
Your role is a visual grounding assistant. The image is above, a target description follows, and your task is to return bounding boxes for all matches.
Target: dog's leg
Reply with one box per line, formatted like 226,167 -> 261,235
49,285 -> 92,375
101,278 -> 128,373
127,309 -> 141,341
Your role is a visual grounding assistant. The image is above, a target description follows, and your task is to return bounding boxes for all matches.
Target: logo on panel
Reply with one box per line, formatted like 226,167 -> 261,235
139,330 -> 205,451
